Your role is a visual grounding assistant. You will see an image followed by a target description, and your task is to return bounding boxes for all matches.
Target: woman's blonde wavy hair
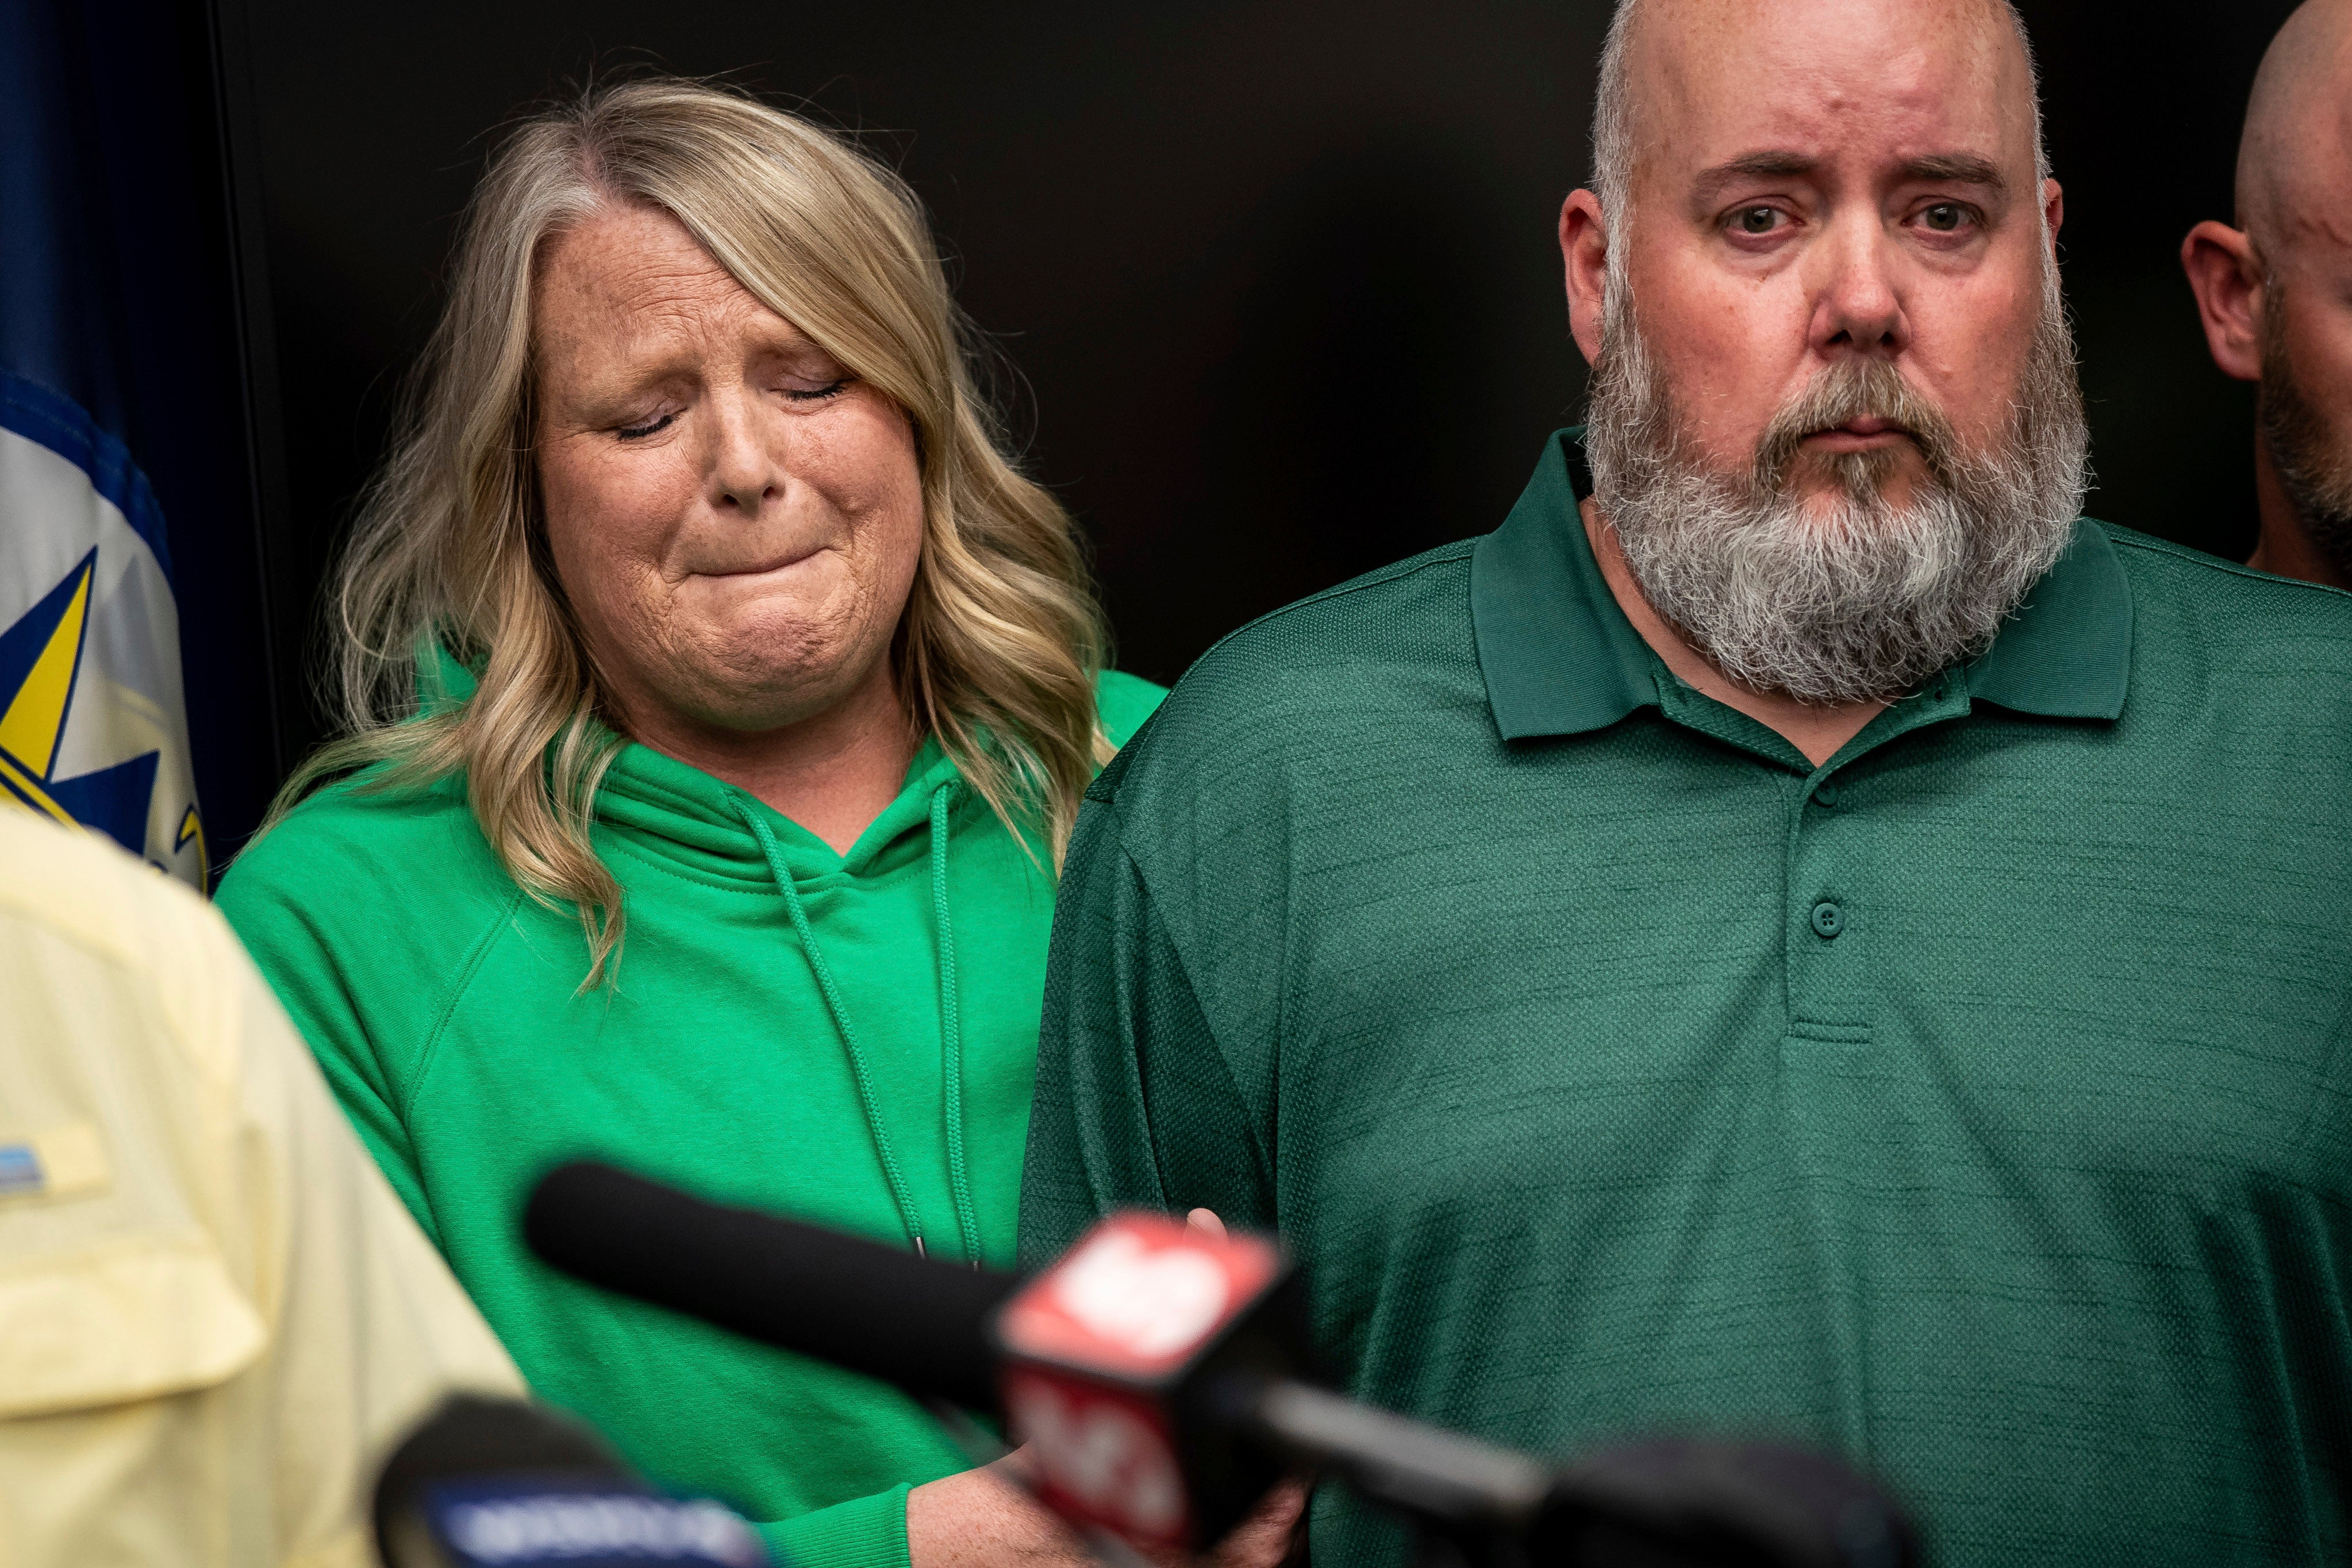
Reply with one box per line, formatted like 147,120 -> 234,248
270,77 -> 1111,983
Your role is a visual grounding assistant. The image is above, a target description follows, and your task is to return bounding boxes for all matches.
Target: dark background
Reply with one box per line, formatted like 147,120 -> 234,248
205,0 -> 2288,847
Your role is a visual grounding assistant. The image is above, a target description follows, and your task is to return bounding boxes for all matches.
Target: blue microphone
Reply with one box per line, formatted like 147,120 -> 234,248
372,1393 -> 771,1568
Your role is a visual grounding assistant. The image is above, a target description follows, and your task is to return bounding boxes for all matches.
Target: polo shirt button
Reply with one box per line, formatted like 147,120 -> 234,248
1813,781 -> 1839,808
1810,901 -> 1844,939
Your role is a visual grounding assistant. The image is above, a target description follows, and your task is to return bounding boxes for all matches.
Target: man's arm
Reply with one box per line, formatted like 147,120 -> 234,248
1020,790 -> 1273,1269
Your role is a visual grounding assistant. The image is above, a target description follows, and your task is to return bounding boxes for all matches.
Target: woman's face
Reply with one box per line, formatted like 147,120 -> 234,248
532,202 -> 924,741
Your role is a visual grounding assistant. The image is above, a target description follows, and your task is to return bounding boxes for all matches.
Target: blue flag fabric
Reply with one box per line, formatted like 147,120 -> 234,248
1,0 -> 209,887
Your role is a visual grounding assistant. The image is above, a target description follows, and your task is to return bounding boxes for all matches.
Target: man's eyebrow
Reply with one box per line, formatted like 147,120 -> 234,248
1692,151 -> 1818,199
1689,150 -> 2011,202
1899,153 -> 2007,191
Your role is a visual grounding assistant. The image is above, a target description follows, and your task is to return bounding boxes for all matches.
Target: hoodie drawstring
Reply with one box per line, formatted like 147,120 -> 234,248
732,783 -> 979,1263
929,785 -> 984,1263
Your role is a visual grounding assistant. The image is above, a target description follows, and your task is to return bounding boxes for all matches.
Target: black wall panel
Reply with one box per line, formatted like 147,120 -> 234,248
218,0 -> 2292,779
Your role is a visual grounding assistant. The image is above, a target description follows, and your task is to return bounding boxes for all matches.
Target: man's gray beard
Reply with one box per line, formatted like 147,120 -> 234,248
1582,274 -> 2090,708
2258,286 -> 2352,579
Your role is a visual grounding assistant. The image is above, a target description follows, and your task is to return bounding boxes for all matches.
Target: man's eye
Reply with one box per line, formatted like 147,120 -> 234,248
1921,203 -> 1969,233
1732,206 -> 1782,236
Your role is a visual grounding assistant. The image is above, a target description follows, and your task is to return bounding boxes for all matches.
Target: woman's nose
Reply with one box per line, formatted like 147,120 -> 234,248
707,395 -> 785,516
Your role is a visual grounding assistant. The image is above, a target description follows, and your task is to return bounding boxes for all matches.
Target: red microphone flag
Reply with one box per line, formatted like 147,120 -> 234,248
993,1212 -> 1295,1548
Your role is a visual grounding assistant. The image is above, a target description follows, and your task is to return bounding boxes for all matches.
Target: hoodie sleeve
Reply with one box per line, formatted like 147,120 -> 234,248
759,1484 -> 913,1568
216,778 -> 515,1249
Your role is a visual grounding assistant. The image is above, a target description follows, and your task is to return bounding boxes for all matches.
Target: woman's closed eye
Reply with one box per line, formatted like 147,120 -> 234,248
615,412 -> 678,441
612,371 -> 852,437
781,375 -> 853,403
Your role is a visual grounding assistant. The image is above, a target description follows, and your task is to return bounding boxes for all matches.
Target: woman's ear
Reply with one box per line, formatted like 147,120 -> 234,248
1561,189 -> 1611,367
2181,220 -> 2268,383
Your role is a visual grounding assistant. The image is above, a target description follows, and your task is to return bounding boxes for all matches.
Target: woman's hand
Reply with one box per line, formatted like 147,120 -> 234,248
905,1458 -> 1305,1568
905,1452 -> 1085,1568
1179,1478 -> 1308,1568
907,1209 -> 1301,1568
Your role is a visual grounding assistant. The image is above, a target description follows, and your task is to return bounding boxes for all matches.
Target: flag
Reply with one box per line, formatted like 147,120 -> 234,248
1,0 -> 209,889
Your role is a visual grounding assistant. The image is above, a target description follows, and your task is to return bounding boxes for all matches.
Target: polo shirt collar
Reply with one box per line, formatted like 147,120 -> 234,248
1961,520 -> 2133,720
1469,428 -> 2135,740
1471,430 -> 1657,740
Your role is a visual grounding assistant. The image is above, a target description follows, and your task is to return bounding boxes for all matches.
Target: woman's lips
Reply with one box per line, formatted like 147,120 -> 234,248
692,545 -> 825,579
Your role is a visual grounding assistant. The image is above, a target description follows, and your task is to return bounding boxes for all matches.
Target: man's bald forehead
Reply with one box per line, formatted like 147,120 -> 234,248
1594,0 -> 2047,211
1615,0 -> 2032,80
2238,0 -> 2352,248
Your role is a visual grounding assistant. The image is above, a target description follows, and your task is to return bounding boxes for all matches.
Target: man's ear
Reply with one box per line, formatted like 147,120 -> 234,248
1561,189 -> 1610,366
2181,220 -> 2267,383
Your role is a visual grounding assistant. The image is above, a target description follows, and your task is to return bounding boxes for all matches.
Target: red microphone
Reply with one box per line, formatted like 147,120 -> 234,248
992,1212 -> 1304,1549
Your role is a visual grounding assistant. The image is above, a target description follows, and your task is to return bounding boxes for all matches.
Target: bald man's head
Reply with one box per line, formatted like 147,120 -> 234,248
1560,0 -> 2085,704
2181,0 -> 2352,585
2236,0 -> 2352,258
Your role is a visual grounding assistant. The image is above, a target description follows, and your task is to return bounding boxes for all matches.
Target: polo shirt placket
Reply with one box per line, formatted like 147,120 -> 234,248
1642,622 -> 2023,1454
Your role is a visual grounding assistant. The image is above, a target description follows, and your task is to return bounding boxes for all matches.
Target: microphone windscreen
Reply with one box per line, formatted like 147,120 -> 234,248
524,1161 -> 1018,1412
1538,1439 -> 1917,1568
373,1393 -> 769,1567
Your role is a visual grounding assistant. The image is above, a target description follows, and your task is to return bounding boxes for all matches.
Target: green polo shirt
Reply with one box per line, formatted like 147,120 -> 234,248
1021,429 -> 2352,1566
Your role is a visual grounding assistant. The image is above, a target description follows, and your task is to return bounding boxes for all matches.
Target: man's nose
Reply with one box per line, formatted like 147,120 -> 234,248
706,392 -> 784,517
1807,216 -> 1909,360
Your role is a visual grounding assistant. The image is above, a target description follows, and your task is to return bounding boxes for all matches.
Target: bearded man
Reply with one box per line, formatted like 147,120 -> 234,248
2183,0 -> 2352,590
1023,0 -> 2352,1562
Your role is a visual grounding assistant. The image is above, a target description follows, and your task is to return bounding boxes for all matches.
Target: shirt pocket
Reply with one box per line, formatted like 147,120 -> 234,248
0,1133 -> 266,1418
0,1232 -> 265,1419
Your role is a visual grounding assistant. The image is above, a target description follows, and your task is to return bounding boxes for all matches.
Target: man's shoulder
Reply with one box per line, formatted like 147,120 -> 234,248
1195,537 -> 1481,677
1096,540 -> 1485,804
0,812 -> 252,1086
1158,539 -> 1481,718
2096,520 -> 2352,673
0,810 -> 233,989
2100,520 -> 2352,627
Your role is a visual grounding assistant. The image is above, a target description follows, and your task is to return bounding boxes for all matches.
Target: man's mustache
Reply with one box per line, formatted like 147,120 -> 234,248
1752,362 -> 1965,493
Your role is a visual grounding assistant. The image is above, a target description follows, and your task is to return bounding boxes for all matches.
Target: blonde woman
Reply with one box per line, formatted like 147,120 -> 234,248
220,79 -> 1206,1568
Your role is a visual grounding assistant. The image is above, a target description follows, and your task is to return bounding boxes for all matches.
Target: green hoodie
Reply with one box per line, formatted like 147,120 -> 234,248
216,664 -> 1164,1568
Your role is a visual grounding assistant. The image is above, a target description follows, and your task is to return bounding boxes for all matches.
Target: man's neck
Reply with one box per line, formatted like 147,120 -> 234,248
2246,435 -> 2352,590
616,656 -> 918,855
1579,498 -> 1886,768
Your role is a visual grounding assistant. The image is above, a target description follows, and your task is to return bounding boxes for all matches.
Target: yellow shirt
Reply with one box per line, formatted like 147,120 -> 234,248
0,810 -> 522,1567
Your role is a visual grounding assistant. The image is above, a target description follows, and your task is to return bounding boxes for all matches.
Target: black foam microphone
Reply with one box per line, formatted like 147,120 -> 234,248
374,1392 -> 770,1567
524,1159 -> 1017,1412
524,1161 -> 1916,1568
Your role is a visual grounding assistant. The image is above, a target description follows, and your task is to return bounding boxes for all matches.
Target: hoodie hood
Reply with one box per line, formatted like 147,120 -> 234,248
424,643 -> 977,888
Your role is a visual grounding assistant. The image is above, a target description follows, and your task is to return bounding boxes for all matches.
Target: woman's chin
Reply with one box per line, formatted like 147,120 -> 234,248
631,639 -> 886,739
